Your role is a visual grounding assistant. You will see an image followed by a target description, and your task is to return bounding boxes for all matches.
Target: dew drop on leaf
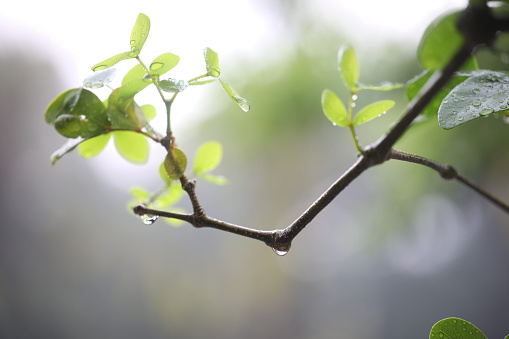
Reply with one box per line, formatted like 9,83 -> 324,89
150,62 -> 164,71
130,39 -> 136,45
236,97 -> 250,112
472,100 -> 481,107
472,88 -> 480,94
480,107 -> 494,116
458,116 -> 464,121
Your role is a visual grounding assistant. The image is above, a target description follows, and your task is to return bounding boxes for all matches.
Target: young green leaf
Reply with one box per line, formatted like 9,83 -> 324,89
438,70 -> 509,129
83,68 -> 117,89
338,44 -> 359,91
159,79 -> 189,93
353,100 -> 395,126
164,148 -> 188,180
159,162 -> 172,184
204,47 -> 220,77
154,187 -> 184,207
141,104 -> 156,121
92,51 -> 133,71
149,53 -> 180,77
193,141 -> 223,175
130,187 -> 150,202
321,89 -> 349,127
45,88 -> 109,138
50,137 -> 85,165
78,133 -> 111,158
200,173 -> 228,185
122,64 -> 148,85
356,81 -> 403,91
118,77 -> 152,102
113,131 -> 149,164
429,318 -> 486,339
130,13 -> 150,57
107,88 -> 147,130
218,78 -> 250,112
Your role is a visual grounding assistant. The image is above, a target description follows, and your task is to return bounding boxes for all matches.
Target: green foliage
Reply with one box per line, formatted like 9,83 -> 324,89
353,100 -> 395,126
338,43 -> 359,91
204,47 -> 220,78
149,53 -> 180,77
219,78 -> 250,112
193,141 -> 228,185
164,148 -> 188,180
321,89 -> 349,127
129,13 -> 150,57
92,52 -> 133,71
439,70 -> 509,129
113,131 -> 149,164
78,133 -> 111,158
429,318 -> 486,339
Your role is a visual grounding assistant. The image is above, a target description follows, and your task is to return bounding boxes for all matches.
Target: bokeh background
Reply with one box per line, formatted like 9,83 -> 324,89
2,0 -> 509,338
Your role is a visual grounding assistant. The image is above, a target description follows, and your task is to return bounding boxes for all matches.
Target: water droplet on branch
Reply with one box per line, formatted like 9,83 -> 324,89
141,214 -> 159,225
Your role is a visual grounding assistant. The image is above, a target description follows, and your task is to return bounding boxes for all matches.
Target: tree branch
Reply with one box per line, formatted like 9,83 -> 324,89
389,149 -> 509,213
133,4 -> 509,254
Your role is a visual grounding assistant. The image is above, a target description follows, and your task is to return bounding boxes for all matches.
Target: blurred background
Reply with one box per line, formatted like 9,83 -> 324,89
1,0 -> 509,338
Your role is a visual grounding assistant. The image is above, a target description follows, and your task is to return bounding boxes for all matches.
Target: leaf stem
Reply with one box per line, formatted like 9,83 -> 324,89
188,73 -> 210,83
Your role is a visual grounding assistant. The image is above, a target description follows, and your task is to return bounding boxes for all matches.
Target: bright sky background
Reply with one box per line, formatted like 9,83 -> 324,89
1,0 -> 466,189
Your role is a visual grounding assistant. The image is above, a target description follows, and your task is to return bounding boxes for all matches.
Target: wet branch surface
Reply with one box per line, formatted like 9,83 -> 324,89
134,5 -> 509,254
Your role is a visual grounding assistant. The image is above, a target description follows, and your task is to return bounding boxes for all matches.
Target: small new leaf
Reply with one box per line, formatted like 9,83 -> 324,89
321,89 -> 348,127
429,318 -> 486,339
164,148 -> 188,180
50,137 -> 85,165
149,53 -> 180,77
118,77 -> 152,102
193,141 -> 223,175
338,44 -> 359,91
218,78 -> 250,112
353,100 -> 395,126
122,64 -> 148,85
113,131 -> 149,164
204,47 -> 220,77
438,70 -> 509,129
130,13 -> 150,57
92,51 -> 133,71
78,133 -> 111,158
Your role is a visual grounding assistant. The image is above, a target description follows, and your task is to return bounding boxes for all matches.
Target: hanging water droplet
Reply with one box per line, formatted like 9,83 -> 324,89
351,102 -> 356,108
141,214 -> 159,225
472,100 -> 481,107
272,239 -> 291,256
472,88 -> 480,94
273,248 -> 289,256
236,97 -> 250,112
480,107 -> 494,116
352,94 -> 358,101
150,62 -> 164,71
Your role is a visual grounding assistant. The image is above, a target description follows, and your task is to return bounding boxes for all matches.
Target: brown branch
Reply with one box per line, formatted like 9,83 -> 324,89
133,4 -> 509,255
389,149 -> 509,213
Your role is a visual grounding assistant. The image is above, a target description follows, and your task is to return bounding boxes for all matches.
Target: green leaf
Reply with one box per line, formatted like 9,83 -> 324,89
321,89 -> 349,127
429,318 -> 486,339
338,44 -> 359,91
149,53 -> 180,77
122,64 -> 148,85
357,81 -> 404,91
159,79 -> 189,93
45,88 -> 109,138
154,187 -> 184,207
204,47 -> 220,77
159,162 -> 172,184
118,77 -> 152,102
107,88 -> 146,130
193,141 -> 223,175
164,148 -> 188,180
130,13 -> 150,57
218,78 -> 250,112
130,187 -> 150,201
92,51 -> 133,71
83,68 -> 117,88
406,70 -> 471,121
50,137 -> 85,165
113,131 -> 149,164
439,70 -> 509,129
78,133 -> 111,158
418,11 -> 478,71
141,104 -> 156,121
353,100 -> 395,126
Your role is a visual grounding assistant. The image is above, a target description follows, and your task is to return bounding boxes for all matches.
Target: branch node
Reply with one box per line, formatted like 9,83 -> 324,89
440,165 -> 458,180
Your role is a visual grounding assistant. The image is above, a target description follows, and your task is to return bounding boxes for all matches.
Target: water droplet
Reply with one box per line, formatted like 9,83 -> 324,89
439,333 -> 444,338
492,76 -> 498,81
141,214 -> 159,225
452,320 -> 457,324
440,119 -> 445,124
351,103 -> 356,108
500,105 -> 508,109
458,116 -> 464,121
352,94 -> 358,101
236,97 -> 250,112
452,110 -> 457,114
461,96 -> 465,101
480,107 -> 494,116
453,97 -> 459,102
150,62 -> 164,71
472,100 -> 481,107
466,106 -> 470,110
443,99 -> 448,104
472,88 -> 480,94
272,239 -> 291,256
130,39 -> 136,45
83,81 -> 92,88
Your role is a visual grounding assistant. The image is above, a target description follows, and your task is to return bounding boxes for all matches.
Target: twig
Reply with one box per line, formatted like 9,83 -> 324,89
389,149 -> 509,213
